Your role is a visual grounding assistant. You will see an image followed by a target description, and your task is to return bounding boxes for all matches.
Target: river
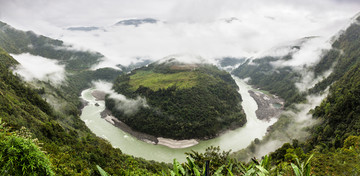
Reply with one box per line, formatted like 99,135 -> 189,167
80,77 -> 277,163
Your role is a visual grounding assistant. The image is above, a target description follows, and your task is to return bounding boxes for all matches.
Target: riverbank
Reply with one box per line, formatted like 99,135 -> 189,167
101,112 -> 159,144
91,89 -> 200,148
248,90 -> 284,121
91,90 -> 107,101
80,79 -> 277,162
101,111 -> 199,148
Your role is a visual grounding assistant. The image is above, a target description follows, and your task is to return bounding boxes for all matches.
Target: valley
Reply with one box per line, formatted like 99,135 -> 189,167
80,77 -> 278,163
1,1 -> 360,175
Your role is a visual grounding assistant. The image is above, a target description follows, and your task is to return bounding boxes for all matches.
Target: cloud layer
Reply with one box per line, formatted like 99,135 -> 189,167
1,0 -> 359,67
11,53 -> 66,84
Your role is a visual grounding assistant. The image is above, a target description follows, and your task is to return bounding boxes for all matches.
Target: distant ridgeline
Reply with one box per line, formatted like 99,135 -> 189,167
0,21 -> 101,71
310,16 -> 360,94
106,59 -> 246,140
232,57 -> 305,107
0,21 -> 122,114
231,39 -> 315,107
232,16 -> 360,109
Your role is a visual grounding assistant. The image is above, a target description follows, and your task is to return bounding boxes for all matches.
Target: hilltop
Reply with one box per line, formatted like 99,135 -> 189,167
106,58 -> 247,140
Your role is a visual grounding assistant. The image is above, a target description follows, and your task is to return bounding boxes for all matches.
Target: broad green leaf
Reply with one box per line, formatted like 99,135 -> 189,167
96,165 -> 110,176
291,163 -> 301,176
245,168 -> 255,176
214,165 -> 225,176
256,165 -> 269,175
227,168 -> 234,176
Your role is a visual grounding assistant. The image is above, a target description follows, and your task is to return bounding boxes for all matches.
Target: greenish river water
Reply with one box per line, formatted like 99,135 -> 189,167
80,77 -> 277,163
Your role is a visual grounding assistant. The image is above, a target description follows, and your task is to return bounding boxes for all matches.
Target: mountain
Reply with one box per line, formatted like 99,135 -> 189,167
0,21 -> 122,115
106,58 -> 246,140
0,47 -> 167,175
310,16 -> 360,94
231,15 -> 360,175
1,13 -> 360,175
67,26 -> 100,31
231,37 -> 321,107
114,18 -> 158,27
0,21 -> 102,71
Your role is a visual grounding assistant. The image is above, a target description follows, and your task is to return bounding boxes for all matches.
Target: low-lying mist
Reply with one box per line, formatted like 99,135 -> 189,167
11,53 -> 66,85
92,81 -> 148,115
234,93 -> 326,161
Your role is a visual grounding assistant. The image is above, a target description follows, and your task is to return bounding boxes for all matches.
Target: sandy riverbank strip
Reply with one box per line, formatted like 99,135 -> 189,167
248,90 -> 284,121
157,138 -> 198,149
101,111 -> 159,144
102,114 -> 199,148
100,103 -> 199,148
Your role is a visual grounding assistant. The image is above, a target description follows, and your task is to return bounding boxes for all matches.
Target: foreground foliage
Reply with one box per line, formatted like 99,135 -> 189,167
0,120 -> 54,175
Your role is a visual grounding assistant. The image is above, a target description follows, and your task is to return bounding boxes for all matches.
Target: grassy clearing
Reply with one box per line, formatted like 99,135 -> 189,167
129,70 -> 198,91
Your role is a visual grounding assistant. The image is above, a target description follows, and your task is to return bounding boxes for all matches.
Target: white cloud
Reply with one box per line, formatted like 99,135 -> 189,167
92,81 -> 148,115
11,53 -> 66,84
0,0 -> 359,67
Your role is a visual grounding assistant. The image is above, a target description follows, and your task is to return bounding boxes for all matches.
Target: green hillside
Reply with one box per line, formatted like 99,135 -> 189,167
232,57 -> 305,107
129,70 -> 198,91
106,60 -> 246,139
310,16 -> 360,94
0,47 -> 167,175
0,21 -> 101,71
0,21 -> 122,117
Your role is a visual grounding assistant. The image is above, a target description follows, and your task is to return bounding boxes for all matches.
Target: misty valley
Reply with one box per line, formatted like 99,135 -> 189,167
1,1 -> 360,175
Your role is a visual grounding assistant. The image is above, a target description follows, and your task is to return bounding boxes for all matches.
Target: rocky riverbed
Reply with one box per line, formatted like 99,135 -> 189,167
248,90 -> 284,121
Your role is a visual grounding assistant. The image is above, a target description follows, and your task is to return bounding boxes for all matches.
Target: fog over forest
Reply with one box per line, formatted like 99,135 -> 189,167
1,0 -> 360,67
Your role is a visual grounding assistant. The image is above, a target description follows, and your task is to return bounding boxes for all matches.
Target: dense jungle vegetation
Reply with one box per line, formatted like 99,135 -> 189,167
106,61 -> 246,139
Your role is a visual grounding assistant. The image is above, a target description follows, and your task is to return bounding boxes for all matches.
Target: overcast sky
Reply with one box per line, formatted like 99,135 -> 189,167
0,0 -> 360,66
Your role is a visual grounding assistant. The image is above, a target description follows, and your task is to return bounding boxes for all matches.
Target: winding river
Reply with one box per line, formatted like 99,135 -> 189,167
80,77 -> 277,163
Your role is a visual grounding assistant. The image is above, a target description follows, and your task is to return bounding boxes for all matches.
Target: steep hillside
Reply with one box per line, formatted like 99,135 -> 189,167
0,21 -> 122,116
310,16 -> 360,93
267,62 -> 360,175
0,21 -> 101,71
0,47 -> 167,175
232,56 -> 305,107
233,17 -> 360,109
310,62 -> 360,148
106,59 -> 246,139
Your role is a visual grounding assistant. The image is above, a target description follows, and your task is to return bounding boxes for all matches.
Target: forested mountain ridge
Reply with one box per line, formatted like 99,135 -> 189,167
0,20 -> 122,116
0,21 -> 101,71
106,59 -> 246,140
232,56 -> 305,107
0,22 -> 169,174
310,16 -> 360,94
0,47 -> 168,175
232,16 -> 360,109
